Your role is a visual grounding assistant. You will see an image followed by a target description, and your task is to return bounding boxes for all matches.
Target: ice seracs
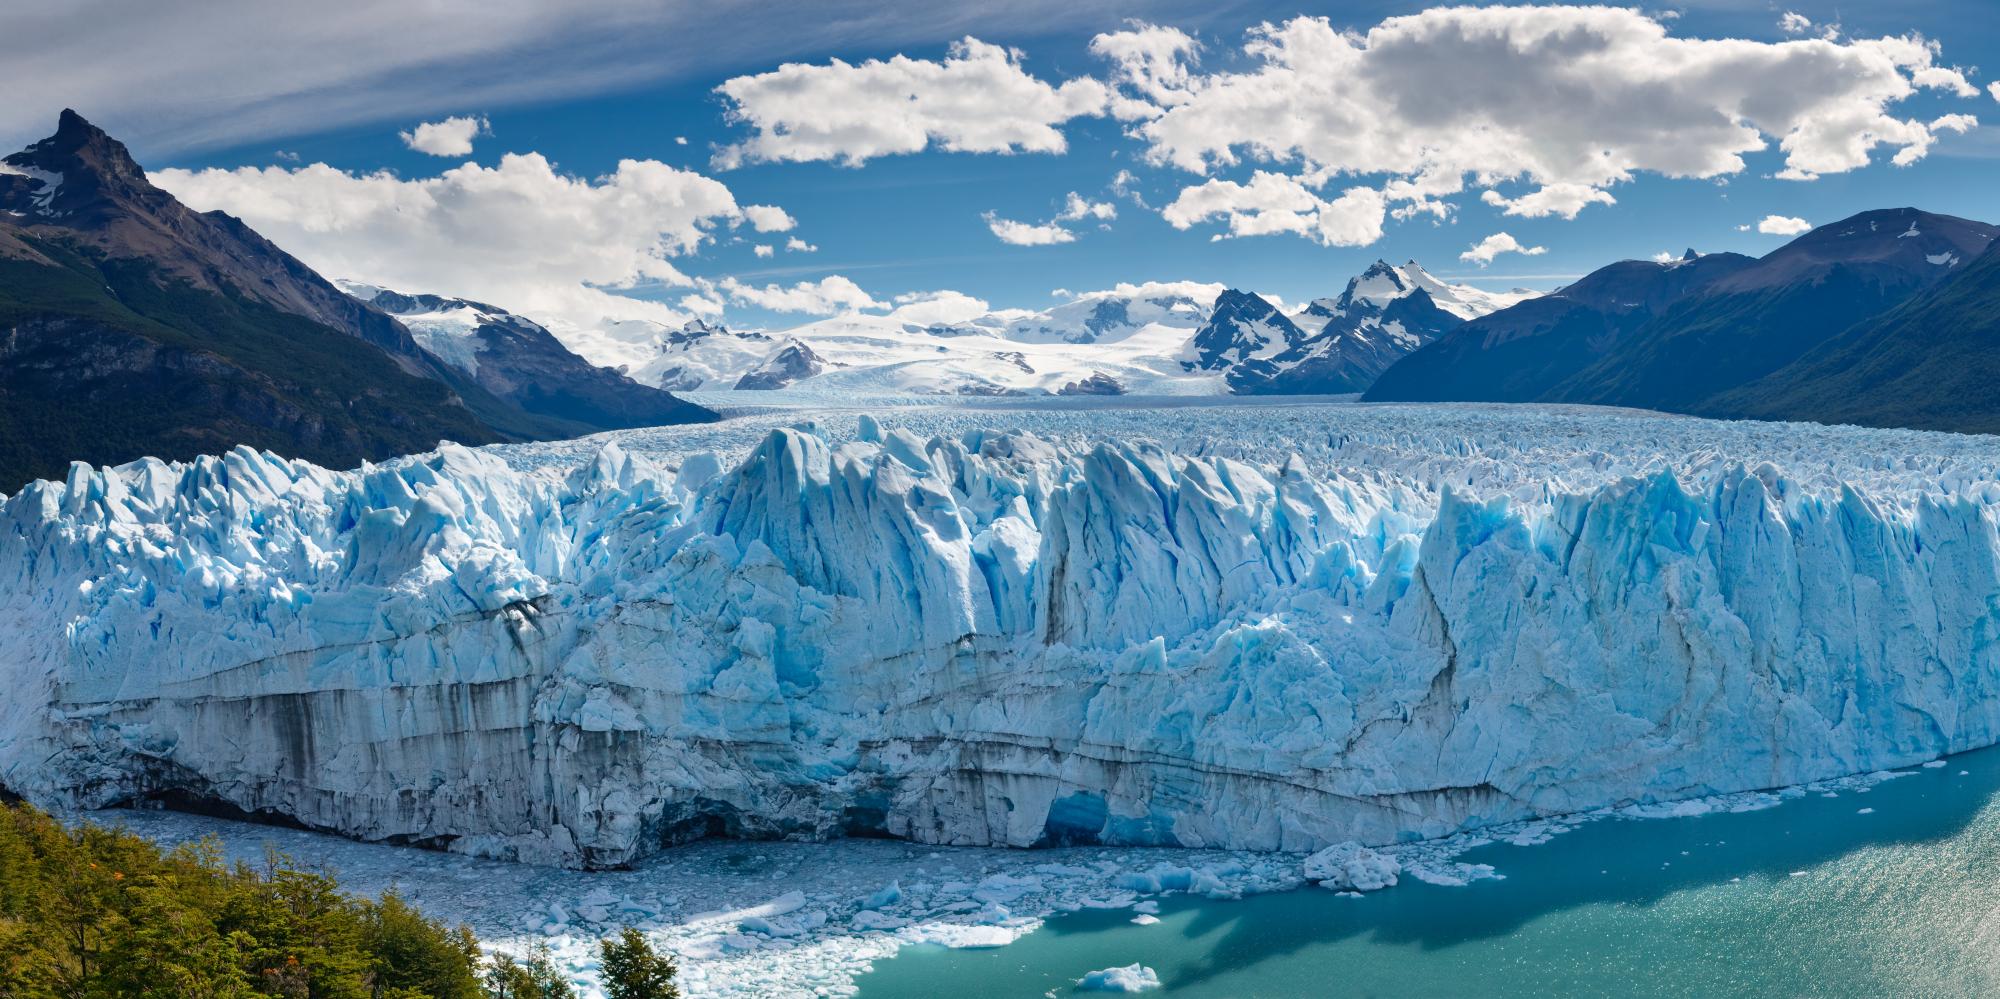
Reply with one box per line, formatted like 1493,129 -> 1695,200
6,402 -> 2000,871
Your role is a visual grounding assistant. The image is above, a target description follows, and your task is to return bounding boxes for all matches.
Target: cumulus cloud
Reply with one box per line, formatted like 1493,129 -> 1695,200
1480,183 -> 1617,220
713,37 -> 1110,168
1162,171 -> 1385,246
888,289 -> 991,325
753,244 -> 775,258
1089,22 -> 1201,111
984,212 -> 1078,245
154,153 -> 758,350
1755,214 -> 1812,235
785,236 -> 817,252
1992,82 -> 2000,102
742,203 -> 797,232
719,274 -> 880,314
1107,7 -> 1982,239
1054,278 -> 1226,308
1459,232 -> 1547,266
982,190 -> 1117,245
1058,191 -> 1118,222
1779,12 -> 1814,36
399,115 -> 487,157
679,293 -> 723,316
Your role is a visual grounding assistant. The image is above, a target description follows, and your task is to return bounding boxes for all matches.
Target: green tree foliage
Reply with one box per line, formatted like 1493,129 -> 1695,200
480,944 -> 575,999
0,802 -> 483,999
599,928 -> 680,999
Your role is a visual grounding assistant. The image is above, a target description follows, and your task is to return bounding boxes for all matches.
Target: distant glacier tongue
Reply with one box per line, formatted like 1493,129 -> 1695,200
4,410 -> 1998,869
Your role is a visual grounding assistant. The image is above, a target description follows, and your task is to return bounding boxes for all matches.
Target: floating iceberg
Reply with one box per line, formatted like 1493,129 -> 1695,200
4,403 -> 1999,869
1078,964 -> 1162,992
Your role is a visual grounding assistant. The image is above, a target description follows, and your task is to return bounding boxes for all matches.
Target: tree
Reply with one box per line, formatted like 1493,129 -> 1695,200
361,892 -> 483,999
482,944 -> 574,999
599,928 -> 680,999
0,802 -> 498,999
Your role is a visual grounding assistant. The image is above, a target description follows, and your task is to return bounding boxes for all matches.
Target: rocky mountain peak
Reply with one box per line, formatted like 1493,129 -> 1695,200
3,110 -> 155,221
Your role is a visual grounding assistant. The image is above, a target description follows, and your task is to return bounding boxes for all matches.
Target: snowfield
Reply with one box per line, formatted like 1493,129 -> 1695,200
6,398 -> 2000,879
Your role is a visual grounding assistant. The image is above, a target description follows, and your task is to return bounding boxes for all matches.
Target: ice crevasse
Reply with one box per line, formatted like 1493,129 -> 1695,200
2,417 -> 1998,868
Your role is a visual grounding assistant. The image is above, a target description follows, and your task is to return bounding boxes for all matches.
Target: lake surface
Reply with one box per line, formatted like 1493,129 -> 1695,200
855,749 -> 2000,998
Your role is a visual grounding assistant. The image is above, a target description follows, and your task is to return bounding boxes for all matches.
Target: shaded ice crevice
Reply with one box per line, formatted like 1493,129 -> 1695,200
4,413 -> 2000,868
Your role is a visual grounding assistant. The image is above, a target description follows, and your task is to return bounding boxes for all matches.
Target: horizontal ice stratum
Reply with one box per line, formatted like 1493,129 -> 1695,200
5,402 -> 2000,869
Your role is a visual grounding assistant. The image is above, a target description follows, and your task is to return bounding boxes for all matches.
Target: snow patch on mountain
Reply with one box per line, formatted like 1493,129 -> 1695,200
415,273 -> 1530,398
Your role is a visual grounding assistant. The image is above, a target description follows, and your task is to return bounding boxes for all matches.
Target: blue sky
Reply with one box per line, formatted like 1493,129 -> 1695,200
10,0 -> 2000,330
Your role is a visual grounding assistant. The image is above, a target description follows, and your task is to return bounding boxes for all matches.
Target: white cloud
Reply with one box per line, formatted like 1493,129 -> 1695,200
785,236 -> 817,252
1110,168 -> 1150,209
1161,171 -> 1385,246
1479,183 -> 1617,220
399,115 -> 487,157
753,244 -> 775,258
1459,232 -> 1547,266
719,274 -> 880,314
888,289 -> 991,325
742,204 -> 797,232
982,190 -> 1117,245
154,153 -> 757,343
1930,113 -> 1978,134
675,136 -> 689,146
984,212 -> 1078,245
713,37 -> 1110,168
1089,23 -> 1201,111
0,1 -> 1181,156
1755,214 -> 1812,235
679,293 -> 723,316
1057,191 -> 1118,222
1992,82 -> 2000,102
1108,7 -> 1982,240
1651,250 -> 1678,263
1055,278 -> 1226,309
1779,12 -> 1813,36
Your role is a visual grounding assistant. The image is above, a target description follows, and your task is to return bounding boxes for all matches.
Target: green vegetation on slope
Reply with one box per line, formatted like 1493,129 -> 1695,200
0,802 -> 683,999
0,236 -> 509,492
1704,244 -> 2000,436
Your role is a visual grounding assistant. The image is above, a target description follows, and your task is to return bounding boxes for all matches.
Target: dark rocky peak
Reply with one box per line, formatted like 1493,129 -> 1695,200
1188,289 -> 1306,371
1715,208 -> 2000,294
664,317 -> 763,347
1207,288 -> 1286,325
735,338 -> 830,390
3,110 -> 158,222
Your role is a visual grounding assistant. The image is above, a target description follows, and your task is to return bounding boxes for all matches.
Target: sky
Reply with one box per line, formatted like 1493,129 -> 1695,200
8,0 -> 2000,333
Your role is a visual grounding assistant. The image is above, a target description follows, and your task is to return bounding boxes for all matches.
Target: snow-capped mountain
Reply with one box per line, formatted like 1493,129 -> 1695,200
612,282 -> 1229,397
350,286 -> 712,432
1178,262 -> 1528,395
0,111 -> 711,492
385,267 -> 1528,400
733,338 -> 833,390
1183,289 -> 1311,391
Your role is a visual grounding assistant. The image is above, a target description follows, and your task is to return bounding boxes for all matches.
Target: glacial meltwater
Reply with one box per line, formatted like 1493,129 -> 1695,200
855,747 -> 2000,998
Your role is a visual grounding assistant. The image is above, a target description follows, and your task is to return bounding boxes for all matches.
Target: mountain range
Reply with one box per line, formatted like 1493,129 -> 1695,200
8,112 -> 2000,493
1367,208 -> 2000,435
0,111 -> 710,492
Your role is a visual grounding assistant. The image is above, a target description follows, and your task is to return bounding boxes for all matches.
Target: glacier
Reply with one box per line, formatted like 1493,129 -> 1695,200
5,400 -> 2000,871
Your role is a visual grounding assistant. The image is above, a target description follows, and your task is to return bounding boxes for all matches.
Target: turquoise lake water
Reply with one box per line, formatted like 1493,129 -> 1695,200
855,750 -> 2000,997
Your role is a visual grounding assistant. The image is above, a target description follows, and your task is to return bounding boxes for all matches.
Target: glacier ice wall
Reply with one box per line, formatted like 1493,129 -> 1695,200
5,409 -> 2000,868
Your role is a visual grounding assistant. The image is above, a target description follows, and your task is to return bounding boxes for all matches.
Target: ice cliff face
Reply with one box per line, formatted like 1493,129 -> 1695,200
5,409 -> 2000,868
